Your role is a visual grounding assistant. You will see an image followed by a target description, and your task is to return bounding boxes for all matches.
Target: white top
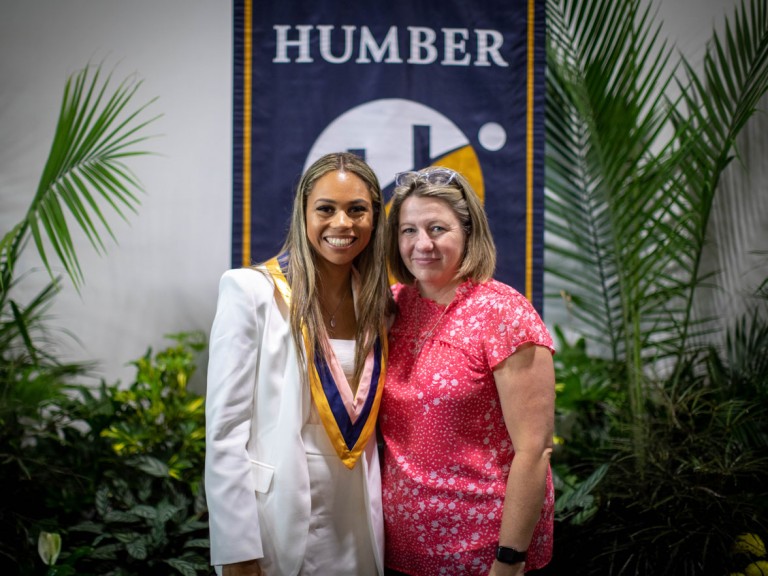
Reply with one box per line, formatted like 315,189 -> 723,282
329,338 -> 356,380
204,268 -> 384,575
308,339 -> 356,426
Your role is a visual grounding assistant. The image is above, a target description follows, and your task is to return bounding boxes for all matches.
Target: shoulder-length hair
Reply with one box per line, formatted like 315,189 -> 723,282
387,167 -> 496,285
268,152 -> 391,382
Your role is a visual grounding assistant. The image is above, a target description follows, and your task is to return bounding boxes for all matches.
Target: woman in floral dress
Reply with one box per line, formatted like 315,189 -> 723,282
380,167 -> 555,576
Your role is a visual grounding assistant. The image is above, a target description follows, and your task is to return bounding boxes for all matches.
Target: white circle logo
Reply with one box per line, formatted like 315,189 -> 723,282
478,122 -> 507,151
305,98 -> 486,200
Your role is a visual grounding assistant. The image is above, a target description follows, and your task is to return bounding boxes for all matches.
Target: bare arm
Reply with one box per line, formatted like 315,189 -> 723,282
223,559 -> 262,576
489,343 -> 555,576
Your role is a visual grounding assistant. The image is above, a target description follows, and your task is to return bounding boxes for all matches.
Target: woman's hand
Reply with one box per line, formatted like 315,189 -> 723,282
488,559 -> 525,576
223,559 -> 262,576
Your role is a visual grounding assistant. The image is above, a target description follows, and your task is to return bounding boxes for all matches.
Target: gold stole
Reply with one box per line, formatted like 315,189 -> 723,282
265,257 -> 386,469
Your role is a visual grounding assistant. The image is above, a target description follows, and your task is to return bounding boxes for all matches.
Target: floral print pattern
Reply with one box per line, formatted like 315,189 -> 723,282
381,280 -> 555,574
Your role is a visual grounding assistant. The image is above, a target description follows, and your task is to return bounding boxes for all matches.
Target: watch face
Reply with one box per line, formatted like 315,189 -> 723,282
496,546 -> 527,564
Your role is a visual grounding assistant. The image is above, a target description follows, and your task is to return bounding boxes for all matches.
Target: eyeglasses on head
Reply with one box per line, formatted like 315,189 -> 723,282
394,167 -> 459,188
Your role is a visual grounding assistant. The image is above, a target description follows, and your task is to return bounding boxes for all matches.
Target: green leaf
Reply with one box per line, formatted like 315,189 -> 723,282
178,519 -> 210,535
156,501 -> 183,523
129,455 -> 170,478
125,536 -> 148,560
555,463 -> 609,521
112,531 -> 140,544
164,558 -> 199,576
68,521 -> 104,534
9,63 -> 159,290
545,0 -> 768,471
182,538 -> 211,549
88,543 -> 122,560
130,504 -> 159,520
104,511 -> 140,524
95,485 -> 110,516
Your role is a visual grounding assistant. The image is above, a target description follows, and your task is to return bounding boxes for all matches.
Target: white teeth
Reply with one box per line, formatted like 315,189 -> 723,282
325,237 -> 354,247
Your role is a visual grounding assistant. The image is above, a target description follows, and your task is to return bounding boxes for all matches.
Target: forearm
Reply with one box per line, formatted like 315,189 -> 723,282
223,559 -> 262,576
491,344 -> 556,576
492,449 -> 552,575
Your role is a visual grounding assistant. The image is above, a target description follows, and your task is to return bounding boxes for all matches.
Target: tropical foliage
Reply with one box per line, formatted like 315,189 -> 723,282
1,63 -> 159,290
0,63 -> 214,575
0,333 -> 209,576
1,62 -> 159,456
544,0 -> 768,573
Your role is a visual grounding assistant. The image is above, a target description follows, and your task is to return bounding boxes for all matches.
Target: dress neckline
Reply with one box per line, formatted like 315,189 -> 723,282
412,278 -> 475,309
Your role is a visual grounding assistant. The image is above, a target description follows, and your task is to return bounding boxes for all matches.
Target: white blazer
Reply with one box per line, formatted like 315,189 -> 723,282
205,268 -> 384,576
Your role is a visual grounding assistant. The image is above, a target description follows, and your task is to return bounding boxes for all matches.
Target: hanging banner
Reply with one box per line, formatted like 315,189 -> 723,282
233,0 -> 546,310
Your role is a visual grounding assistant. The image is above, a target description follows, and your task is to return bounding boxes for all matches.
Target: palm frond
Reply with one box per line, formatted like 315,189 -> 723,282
13,63 -> 160,289
547,0 -> 768,364
546,0 -> 768,472
546,0 -> 681,363
668,0 -> 768,362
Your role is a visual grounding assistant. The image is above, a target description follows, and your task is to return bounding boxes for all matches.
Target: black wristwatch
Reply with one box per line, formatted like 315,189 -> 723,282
496,545 -> 527,564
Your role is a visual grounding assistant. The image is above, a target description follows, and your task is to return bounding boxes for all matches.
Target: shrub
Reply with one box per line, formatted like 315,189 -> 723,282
0,332 -> 210,576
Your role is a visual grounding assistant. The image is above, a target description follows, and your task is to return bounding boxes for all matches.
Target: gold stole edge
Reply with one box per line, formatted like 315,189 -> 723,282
265,257 -> 387,470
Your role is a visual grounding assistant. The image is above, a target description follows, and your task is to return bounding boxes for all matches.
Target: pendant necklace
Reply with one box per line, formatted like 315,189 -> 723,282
326,287 -> 350,330
414,304 -> 450,354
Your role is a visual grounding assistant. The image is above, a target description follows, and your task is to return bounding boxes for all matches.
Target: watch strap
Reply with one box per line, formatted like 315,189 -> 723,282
496,545 -> 527,564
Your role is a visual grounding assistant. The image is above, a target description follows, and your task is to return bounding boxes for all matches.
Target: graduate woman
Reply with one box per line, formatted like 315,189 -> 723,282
205,152 -> 392,576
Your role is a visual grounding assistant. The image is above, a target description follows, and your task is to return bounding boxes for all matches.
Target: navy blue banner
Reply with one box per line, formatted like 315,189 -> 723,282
233,0 -> 546,310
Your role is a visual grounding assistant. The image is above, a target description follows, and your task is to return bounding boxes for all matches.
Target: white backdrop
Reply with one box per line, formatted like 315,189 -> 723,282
0,1 -> 231,390
0,0 -> 756,391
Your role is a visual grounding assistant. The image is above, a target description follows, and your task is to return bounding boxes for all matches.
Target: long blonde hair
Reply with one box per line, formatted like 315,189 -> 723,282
273,152 -> 391,382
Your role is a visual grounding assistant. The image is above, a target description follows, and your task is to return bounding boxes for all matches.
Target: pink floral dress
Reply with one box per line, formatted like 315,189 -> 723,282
381,280 -> 555,575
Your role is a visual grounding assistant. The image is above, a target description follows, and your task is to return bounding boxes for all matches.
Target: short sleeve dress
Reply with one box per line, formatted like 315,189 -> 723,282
380,279 -> 555,575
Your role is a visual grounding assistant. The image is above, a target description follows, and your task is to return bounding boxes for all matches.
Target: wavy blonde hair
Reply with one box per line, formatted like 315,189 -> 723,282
270,152 -> 391,383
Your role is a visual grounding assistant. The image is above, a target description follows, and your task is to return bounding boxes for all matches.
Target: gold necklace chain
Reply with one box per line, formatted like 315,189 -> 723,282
325,287 -> 350,330
414,304 -> 450,354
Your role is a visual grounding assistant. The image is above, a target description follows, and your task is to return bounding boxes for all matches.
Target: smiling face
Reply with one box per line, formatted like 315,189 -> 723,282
305,170 -> 374,271
397,195 -> 467,302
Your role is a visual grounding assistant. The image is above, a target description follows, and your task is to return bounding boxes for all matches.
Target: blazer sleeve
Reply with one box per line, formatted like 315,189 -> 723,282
205,268 -> 268,565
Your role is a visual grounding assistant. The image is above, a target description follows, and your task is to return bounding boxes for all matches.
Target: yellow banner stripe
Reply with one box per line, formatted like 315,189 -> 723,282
526,0 -> 536,302
241,0 -> 253,267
